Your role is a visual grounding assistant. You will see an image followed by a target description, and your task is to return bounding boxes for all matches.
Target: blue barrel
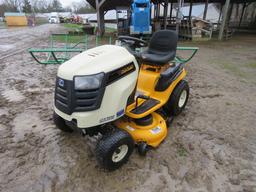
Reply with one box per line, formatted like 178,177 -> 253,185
130,0 -> 152,35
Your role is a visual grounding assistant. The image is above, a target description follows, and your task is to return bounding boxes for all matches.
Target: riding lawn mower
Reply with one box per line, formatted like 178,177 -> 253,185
53,30 -> 198,170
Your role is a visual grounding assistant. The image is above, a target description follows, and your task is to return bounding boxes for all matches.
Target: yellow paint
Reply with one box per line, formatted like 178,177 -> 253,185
115,112 -> 167,147
126,63 -> 186,118
116,63 -> 186,147
5,16 -> 28,26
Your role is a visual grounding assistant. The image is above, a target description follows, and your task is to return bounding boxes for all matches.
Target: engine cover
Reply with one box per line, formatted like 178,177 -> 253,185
54,45 -> 139,128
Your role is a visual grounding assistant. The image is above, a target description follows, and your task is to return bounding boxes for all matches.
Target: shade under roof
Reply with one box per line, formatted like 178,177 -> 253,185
87,0 -> 256,11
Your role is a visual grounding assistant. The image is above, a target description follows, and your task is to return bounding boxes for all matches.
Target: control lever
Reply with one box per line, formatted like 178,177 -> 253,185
135,95 -> 150,108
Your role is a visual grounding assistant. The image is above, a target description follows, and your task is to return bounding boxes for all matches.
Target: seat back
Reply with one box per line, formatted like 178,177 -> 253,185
148,30 -> 178,55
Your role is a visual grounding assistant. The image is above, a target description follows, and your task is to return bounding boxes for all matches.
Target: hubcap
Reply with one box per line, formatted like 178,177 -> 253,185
112,144 -> 129,163
178,90 -> 187,108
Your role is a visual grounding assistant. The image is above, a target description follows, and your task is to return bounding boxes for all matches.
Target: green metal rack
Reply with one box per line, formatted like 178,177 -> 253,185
28,34 -> 113,65
28,33 -> 198,65
175,47 -> 199,63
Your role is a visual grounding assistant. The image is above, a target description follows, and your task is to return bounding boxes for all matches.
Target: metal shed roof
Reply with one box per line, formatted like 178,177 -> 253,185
87,0 -> 256,11
4,12 -> 26,17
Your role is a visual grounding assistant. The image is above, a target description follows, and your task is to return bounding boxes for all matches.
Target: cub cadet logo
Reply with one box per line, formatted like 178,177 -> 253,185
120,64 -> 135,75
58,79 -> 64,87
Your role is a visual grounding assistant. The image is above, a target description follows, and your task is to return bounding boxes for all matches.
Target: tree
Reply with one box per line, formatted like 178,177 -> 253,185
22,0 -> 32,13
71,0 -> 95,14
51,0 -> 62,12
2,0 -> 22,12
35,0 -> 49,12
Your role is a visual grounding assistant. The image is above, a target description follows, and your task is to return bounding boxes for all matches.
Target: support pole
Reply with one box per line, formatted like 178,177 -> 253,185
227,3 -> 233,25
203,0 -> 209,20
218,0 -> 231,40
96,0 -> 105,36
218,3 -> 222,23
170,0 -> 173,18
163,0 -> 168,29
239,2 -> 246,28
189,0 -> 193,20
176,0 -> 183,34
156,3 -> 160,19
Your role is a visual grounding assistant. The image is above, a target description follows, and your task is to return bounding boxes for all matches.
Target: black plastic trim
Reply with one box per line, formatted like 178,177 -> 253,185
155,63 -> 183,92
106,62 -> 136,85
131,98 -> 160,114
55,75 -> 106,115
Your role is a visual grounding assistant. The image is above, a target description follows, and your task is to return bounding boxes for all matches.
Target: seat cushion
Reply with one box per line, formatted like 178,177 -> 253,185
140,49 -> 176,65
137,30 -> 178,66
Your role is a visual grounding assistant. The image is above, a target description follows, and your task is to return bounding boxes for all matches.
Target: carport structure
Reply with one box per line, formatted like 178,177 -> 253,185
87,0 -> 256,40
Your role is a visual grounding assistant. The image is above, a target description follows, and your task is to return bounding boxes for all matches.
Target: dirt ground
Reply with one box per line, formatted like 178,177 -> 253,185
0,24 -> 256,192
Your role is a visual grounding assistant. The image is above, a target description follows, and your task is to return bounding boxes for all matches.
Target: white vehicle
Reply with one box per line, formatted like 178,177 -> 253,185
49,12 -> 60,24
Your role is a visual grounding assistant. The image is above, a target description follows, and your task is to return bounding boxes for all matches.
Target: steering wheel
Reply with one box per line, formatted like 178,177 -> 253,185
118,36 -> 148,49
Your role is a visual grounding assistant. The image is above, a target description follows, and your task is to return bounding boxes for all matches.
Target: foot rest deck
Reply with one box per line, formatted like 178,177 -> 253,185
131,98 -> 160,115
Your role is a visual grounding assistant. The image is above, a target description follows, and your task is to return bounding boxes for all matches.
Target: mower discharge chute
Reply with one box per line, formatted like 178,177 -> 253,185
53,30 -> 198,170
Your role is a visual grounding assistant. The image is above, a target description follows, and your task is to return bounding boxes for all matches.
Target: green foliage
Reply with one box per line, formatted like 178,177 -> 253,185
52,35 -> 86,43
63,23 -> 83,32
22,0 -> 32,13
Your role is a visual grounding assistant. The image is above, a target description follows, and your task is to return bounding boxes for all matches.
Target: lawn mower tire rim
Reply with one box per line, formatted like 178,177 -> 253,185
112,144 -> 129,162
178,90 -> 187,108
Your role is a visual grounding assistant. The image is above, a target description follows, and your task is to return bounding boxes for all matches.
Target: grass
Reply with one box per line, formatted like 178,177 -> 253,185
175,142 -> 188,157
245,62 -> 256,68
63,23 -> 84,32
210,59 -> 256,83
105,27 -> 117,33
63,23 -> 116,33
52,35 -> 87,43
221,62 -> 247,78
210,59 -> 247,78
51,34 -> 114,46
35,17 -> 48,25
0,21 -> 7,29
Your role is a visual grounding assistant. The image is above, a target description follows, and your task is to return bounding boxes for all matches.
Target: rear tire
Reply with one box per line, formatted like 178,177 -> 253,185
53,112 -> 73,133
164,80 -> 189,116
96,129 -> 134,171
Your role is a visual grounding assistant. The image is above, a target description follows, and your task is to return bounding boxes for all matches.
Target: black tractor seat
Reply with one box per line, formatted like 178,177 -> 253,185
137,30 -> 178,66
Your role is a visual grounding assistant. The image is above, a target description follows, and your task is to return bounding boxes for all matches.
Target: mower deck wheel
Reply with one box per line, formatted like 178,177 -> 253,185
53,112 -> 73,133
96,129 -> 134,171
138,142 -> 148,156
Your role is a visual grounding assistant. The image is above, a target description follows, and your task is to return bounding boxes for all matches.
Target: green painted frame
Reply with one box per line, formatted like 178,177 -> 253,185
175,47 -> 199,63
28,33 -> 198,65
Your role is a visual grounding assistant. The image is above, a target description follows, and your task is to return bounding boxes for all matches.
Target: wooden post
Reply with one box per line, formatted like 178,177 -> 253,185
239,2 -> 246,28
163,0 -> 168,29
95,0 -> 105,36
157,2 -> 161,19
155,3 -> 157,18
203,0 -> 209,20
176,0 -> 183,33
235,3 -> 239,21
170,0 -> 173,18
154,3 -> 156,18
227,3 -> 233,25
218,0 -> 230,40
189,0 -> 193,20
217,3 -> 223,24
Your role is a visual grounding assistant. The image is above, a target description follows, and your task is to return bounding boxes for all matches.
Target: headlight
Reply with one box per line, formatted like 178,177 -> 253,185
74,73 -> 104,90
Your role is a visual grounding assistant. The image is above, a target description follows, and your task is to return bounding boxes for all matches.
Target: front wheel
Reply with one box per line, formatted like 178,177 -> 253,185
164,80 -> 189,116
96,129 -> 134,171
